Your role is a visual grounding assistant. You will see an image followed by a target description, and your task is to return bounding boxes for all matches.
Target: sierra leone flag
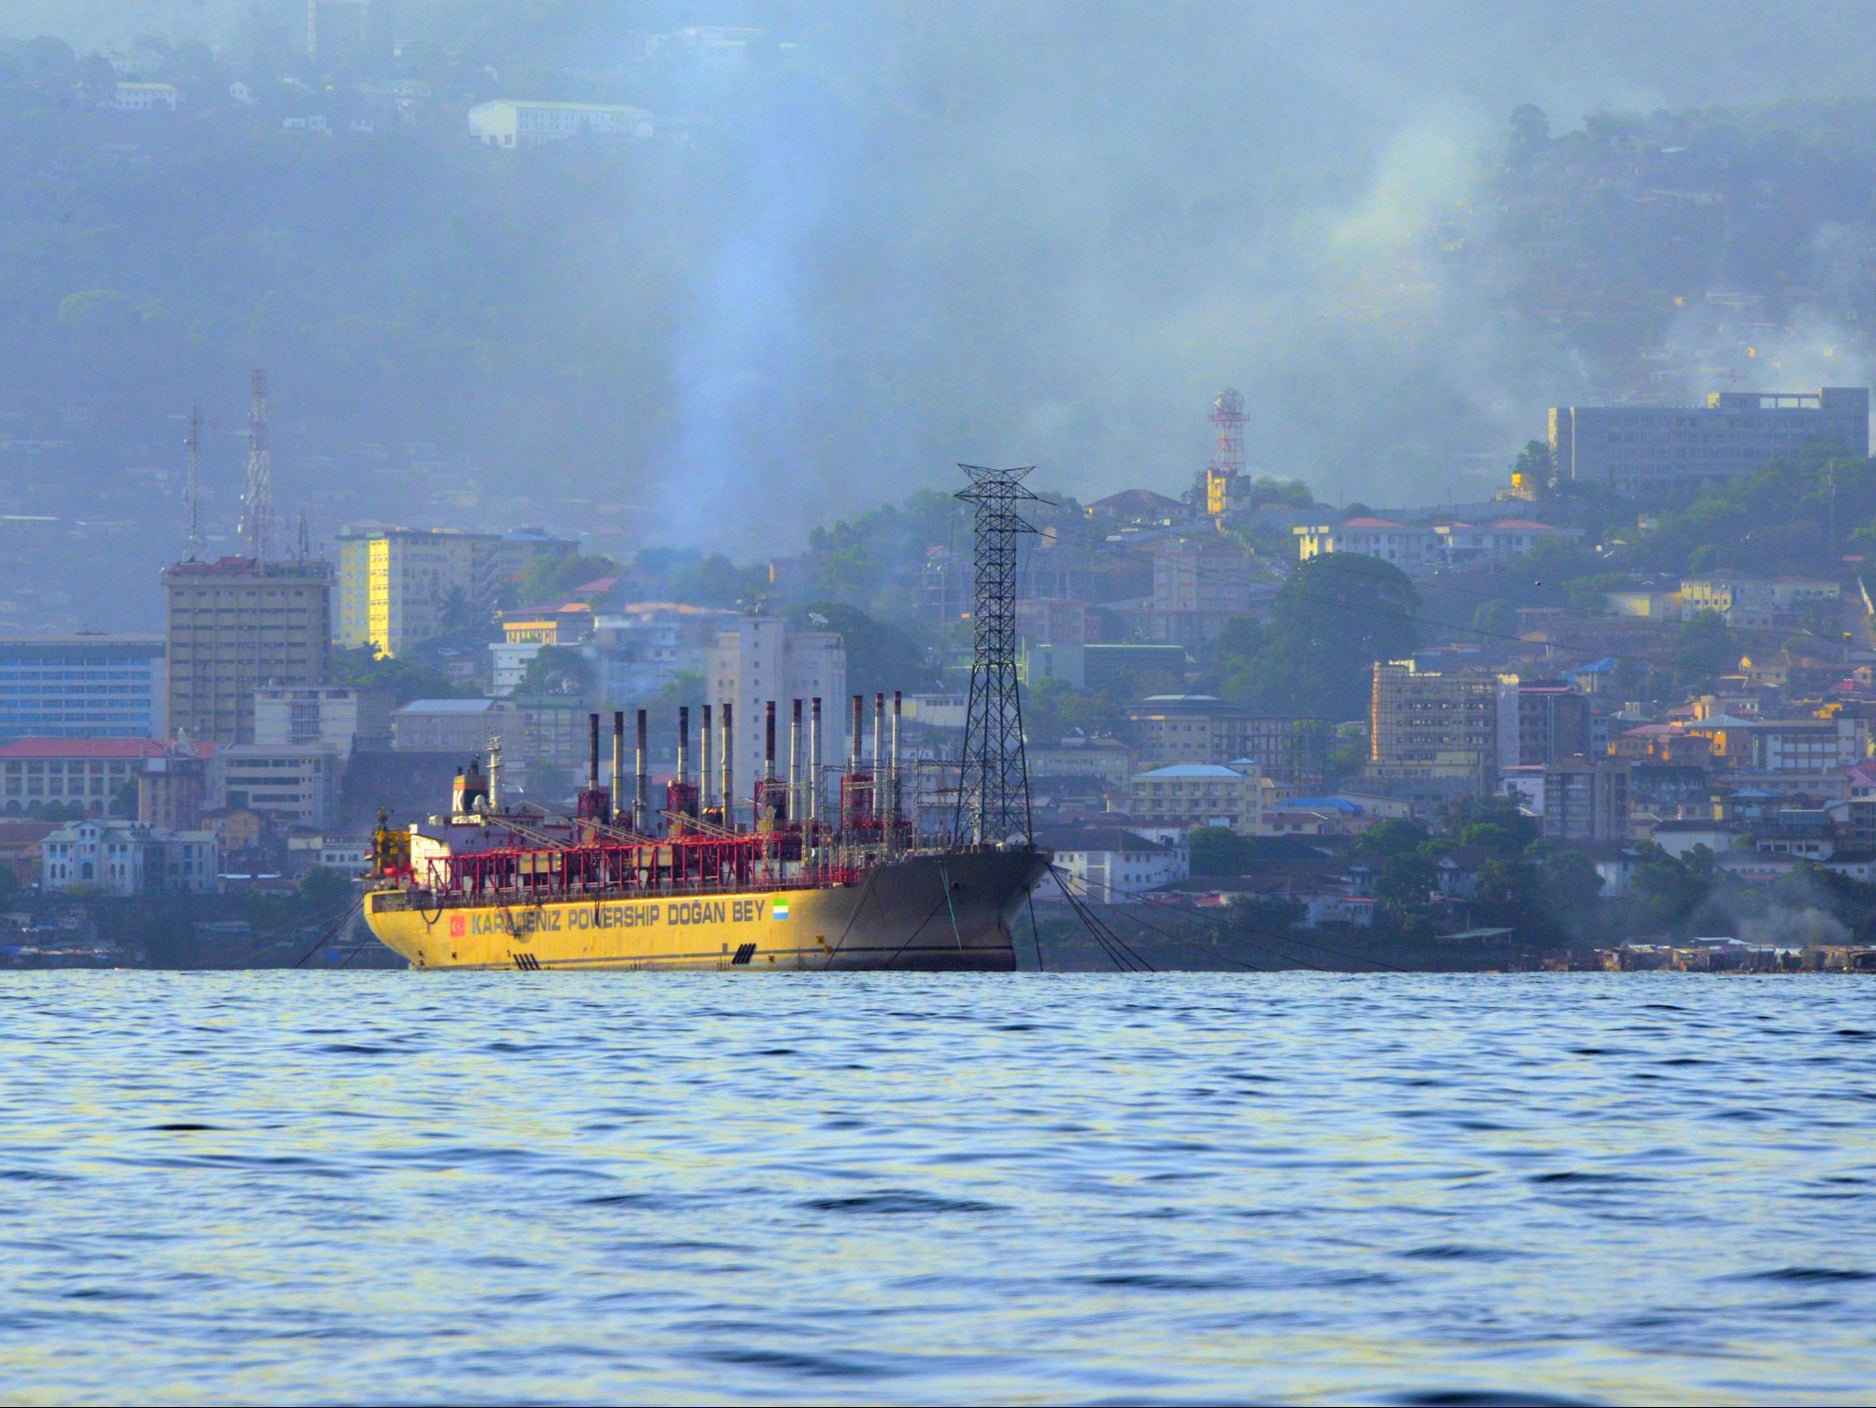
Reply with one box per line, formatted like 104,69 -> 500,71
772,900 -> 790,920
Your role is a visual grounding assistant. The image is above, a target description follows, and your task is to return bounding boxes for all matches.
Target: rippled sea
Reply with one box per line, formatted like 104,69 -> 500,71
3,973 -> 1874,1405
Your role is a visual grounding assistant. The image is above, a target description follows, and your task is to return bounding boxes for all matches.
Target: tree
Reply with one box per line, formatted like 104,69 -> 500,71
1511,438 -> 1555,495
1350,818 -> 1430,861
1375,852 -> 1437,912
297,865 -> 352,911
1677,608 -> 1737,683
333,646 -> 473,705
509,553 -> 619,609
516,646 -> 595,700
787,602 -> 932,697
1224,554 -> 1419,720
1188,826 -> 1253,876
1472,598 -> 1520,639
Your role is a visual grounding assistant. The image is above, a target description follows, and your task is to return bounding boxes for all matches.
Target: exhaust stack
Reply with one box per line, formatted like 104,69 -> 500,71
635,709 -> 649,832
611,710 -> 625,824
721,702 -> 734,828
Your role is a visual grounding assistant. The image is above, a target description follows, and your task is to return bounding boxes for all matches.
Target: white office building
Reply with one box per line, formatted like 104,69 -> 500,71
706,617 -> 847,818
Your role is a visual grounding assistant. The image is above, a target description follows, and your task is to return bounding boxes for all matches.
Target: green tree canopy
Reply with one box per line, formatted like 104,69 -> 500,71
1216,554 -> 1418,720
516,645 -> 596,700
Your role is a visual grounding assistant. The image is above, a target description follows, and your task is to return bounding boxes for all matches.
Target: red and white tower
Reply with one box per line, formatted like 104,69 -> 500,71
1206,387 -> 1245,516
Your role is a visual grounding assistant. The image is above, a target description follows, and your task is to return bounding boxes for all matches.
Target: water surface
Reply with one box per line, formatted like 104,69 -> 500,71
2,972 -> 1872,1404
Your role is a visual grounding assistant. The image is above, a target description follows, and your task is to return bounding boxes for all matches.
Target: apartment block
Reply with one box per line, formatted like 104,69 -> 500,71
1129,763 -> 1261,834
468,100 -> 654,148
1128,696 -> 1334,787
212,746 -> 342,829
1369,661 -> 1503,790
254,686 -> 392,754
335,527 -> 576,658
163,558 -> 333,745
1511,681 -> 1592,768
1550,387 -> 1869,495
0,635 -> 166,742
707,616 -> 847,816
1543,757 -> 1632,843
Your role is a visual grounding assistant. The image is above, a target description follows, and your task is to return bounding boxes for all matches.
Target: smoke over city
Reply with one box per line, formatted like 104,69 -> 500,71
11,0 -> 1876,564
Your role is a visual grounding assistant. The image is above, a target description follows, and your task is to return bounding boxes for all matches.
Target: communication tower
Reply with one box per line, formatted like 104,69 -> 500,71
1206,387 -> 1245,517
185,404 -> 204,562
954,464 -> 1039,847
239,368 -> 272,562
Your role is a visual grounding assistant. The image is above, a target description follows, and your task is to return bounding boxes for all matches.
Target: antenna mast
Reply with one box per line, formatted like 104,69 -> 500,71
954,463 -> 1039,847
239,368 -> 271,562
185,404 -> 204,561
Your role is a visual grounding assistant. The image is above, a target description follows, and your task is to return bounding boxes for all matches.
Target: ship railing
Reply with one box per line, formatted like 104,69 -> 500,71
410,860 -> 863,906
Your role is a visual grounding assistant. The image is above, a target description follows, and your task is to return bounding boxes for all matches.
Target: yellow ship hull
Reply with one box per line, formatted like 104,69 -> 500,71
364,849 -> 1047,972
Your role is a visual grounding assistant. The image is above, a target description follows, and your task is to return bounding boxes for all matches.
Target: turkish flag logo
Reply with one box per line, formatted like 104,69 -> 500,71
449,914 -> 467,938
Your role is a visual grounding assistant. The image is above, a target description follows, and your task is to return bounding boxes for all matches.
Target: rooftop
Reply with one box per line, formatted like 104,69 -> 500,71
0,738 -> 194,759
1137,763 -> 1251,779
397,699 -> 499,715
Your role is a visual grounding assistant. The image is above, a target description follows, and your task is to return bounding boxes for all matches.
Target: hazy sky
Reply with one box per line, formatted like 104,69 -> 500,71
11,1 -> 1876,548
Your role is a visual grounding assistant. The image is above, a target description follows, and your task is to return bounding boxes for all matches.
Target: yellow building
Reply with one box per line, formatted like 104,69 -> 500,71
336,528 -> 574,658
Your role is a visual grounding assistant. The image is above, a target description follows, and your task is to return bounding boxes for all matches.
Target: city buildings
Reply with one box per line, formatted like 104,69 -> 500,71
1041,826 -> 1189,900
707,616 -> 847,808
40,819 -> 218,896
392,699 -> 513,757
212,746 -> 342,830
254,686 -> 391,755
1543,758 -> 1632,843
1126,697 -> 1335,787
0,738 -> 179,817
1509,681 -> 1593,769
0,635 -> 165,742
137,744 -> 213,830
1129,763 -> 1262,834
113,82 -> 180,111
335,527 -> 575,657
467,100 -> 655,148
163,558 -> 333,745
1549,388 -> 1870,494
1293,518 -> 1577,569
1369,661 -> 1503,792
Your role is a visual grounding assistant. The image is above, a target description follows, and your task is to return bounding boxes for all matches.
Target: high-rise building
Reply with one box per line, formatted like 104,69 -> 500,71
335,527 -> 575,657
707,616 -> 847,818
1512,681 -> 1592,768
162,558 -> 334,746
0,635 -> 166,742
1369,661 -> 1503,792
1543,757 -> 1631,843
1550,387 -> 1870,495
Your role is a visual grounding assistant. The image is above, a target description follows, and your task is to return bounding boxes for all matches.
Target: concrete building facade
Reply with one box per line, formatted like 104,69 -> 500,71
707,617 -> 847,818
163,558 -> 333,745
468,100 -> 654,148
0,737 -> 178,817
1543,758 -> 1632,843
1129,763 -> 1262,834
0,635 -> 166,742
1550,388 -> 1870,495
40,819 -> 218,896
1369,661 -> 1502,790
